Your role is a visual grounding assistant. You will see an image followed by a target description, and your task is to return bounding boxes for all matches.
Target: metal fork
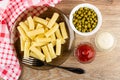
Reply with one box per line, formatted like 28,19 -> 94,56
22,57 -> 85,74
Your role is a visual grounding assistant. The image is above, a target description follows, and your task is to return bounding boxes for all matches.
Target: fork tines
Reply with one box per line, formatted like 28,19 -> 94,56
22,57 -> 37,66
22,57 -> 44,66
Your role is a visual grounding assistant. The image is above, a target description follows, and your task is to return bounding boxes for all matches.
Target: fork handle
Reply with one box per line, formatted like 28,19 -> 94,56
48,65 -> 85,74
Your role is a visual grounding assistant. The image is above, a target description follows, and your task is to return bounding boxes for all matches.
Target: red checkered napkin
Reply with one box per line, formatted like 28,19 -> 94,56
0,0 -> 61,80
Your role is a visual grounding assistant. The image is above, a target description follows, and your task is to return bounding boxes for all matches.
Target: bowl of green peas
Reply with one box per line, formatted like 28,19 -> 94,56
69,3 -> 102,36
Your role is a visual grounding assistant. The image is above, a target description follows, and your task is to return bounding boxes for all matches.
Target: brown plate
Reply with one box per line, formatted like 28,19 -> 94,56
14,6 -> 75,70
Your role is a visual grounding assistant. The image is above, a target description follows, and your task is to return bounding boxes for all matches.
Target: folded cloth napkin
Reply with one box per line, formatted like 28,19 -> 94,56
0,0 -> 61,80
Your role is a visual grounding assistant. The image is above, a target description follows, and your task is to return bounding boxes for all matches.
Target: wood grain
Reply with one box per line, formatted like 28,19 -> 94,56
1,0 -> 120,80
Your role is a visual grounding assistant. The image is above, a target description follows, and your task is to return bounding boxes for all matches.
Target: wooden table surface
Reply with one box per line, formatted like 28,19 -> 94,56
20,0 -> 120,80
1,0 -> 120,80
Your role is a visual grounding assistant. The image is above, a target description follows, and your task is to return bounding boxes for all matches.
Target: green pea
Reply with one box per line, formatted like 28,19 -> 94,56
92,15 -> 94,18
88,23 -> 91,28
91,20 -> 94,24
75,11 -> 78,14
94,13 -> 97,17
80,7 -> 83,11
90,18 -> 92,21
95,19 -> 98,23
76,23 -> 79,26
88,11 -> 91,15
84,25 -> 87,28
78,16 -> 81,19
92,25 -> 95,28
76,15 -> 79,18
82,29 -> 85,32
88,20 -> 90,23
85,15 -> 87,18
78,11 -> 81,14
81,14 -> 84,17
76,27 -> 79,30
78,28 -> 81,31
75,19 -> 78,22
89,29 -> 92,32
94,22 -> 97,25
87,18 -> 89,21
85,21 -> 88,24
85,29 -> 88,32
82,18 -> 85,23
78,25 -> 81,28
82,24 -> 84,27
73,21 -> 76,24
73,14 -> 76,17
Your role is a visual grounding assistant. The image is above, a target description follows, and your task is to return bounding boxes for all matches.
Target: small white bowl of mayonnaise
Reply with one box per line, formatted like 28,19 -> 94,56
95,32 -> 116,52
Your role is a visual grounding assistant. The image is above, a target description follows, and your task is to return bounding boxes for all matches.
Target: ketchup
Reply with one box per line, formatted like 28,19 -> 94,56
75,43 -> 95,63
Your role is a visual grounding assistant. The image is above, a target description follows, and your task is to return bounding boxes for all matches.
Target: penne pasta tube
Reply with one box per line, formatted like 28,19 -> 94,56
45,23 -> 59,37
55,28 -> 62,39
17,26 -> 29,41
19,22 -> 29,33
55,28 -> 66,44
50,33 -> 56,41
33,16 -> 48,26
24,41 -> 30,59
48,43 -> 56,59
27,28 -> 44,37
24,20 -> 29,26
30,46 -> 45,61
59,22 -> 68,39
42,46 -> 52,62
20,36 -> 25,51
29,52 -> 40,60
47,13 -> 59,28
27,16 -> 35,30
56,39 -> 61,55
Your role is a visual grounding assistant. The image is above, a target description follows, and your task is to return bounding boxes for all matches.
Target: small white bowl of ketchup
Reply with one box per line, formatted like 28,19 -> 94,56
74,42 -> 95,63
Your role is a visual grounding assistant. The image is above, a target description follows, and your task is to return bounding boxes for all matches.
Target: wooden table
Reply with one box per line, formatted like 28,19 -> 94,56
1,0 -> 120,80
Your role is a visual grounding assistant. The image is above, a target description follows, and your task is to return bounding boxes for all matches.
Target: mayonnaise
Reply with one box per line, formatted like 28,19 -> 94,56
95,32 -> 115,51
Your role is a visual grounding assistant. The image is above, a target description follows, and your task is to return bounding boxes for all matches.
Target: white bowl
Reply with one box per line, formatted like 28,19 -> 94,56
95,31 -> 116,52
69,3 -> 102,36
